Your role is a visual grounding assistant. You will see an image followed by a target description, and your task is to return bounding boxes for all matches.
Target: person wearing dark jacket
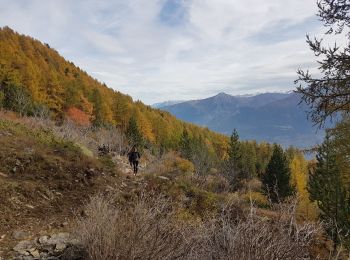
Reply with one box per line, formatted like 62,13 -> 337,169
127,146 -> 141,174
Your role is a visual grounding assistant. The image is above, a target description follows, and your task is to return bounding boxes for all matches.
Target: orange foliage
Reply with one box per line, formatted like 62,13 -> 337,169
66,107 -> 91,126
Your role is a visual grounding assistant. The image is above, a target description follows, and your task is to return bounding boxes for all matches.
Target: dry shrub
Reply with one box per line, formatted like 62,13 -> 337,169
75,194 -> 199,260
19,116 -> 128,156
240,178 -> 263,192
76,194 -> 320,260
202,174 -> 230,193
197,200 -> 321,260
144,151 -> 194,177
241,191 -> 270,208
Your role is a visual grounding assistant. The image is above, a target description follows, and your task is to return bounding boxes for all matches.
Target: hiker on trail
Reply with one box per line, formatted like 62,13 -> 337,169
128,146 -> 141,174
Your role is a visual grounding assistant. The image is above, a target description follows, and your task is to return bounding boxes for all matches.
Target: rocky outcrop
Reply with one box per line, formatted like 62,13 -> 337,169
12,233 -> 86,260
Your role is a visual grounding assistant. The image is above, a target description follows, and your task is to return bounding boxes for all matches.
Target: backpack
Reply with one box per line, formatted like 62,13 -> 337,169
129,151 -> 140,162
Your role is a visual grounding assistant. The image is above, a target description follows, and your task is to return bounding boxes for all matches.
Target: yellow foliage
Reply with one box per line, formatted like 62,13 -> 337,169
290,153 -> 318,220
241,191 -> 270,208
163,153 -> 195,174
0,26 -> 229,157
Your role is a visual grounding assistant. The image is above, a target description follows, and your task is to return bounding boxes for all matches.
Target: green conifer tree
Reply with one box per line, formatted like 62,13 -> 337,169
308,135 -> 350,251
179,129 -> 192,160
126,116 -> 143,147
223,129 -> 244,189
228,128 -> 240,161
262,144 -> 294,202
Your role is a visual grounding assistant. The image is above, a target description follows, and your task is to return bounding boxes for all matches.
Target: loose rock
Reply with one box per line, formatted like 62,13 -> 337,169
13,240 -> 36,252
12,230 -> 30,240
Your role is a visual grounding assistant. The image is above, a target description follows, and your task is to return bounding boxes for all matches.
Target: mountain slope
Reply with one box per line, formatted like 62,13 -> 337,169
152,100 -> 184,108
0,27 -> 228,156
161,92 -> 324,148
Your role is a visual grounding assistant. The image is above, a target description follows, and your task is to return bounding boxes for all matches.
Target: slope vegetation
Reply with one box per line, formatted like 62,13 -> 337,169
0,26 -> 227,156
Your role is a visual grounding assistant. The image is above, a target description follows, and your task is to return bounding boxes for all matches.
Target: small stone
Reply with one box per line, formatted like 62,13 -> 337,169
0,234 -> 5,240
29,248 -> 40,258
55,242 -> 66,251
12,230 -> 30,240
22,256 -> 35,260
38,235 -> 49,244
13,240 -> 36,252
43,232 -> 71,246
40,252 -> 49,258
17,249 -> 29,255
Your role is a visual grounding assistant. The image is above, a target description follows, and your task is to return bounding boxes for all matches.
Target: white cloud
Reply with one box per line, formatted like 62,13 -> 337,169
0,0 -> 338,104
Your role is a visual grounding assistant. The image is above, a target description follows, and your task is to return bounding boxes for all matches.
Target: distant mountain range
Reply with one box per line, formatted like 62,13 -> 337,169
152,100 -> 184,108
156,92 -> 325,148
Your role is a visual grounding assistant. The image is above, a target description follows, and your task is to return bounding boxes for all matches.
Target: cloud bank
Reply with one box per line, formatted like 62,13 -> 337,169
0,0 -> 330,104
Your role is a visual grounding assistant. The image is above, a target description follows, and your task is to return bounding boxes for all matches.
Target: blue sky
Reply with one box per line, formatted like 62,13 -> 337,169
0,0 -> 332,104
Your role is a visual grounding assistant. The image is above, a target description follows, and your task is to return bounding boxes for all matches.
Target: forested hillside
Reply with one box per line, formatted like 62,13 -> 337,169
0,26 -> 228,157
1,17 -> 350,258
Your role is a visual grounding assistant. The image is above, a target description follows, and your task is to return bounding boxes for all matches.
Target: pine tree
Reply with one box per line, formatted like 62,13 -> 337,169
179,129 -> 192,160
228,128 -> 240,161
308,135 -> 350,250
126,116 -> 143,147
223,129 -> 243,189
262,144 -> 294,202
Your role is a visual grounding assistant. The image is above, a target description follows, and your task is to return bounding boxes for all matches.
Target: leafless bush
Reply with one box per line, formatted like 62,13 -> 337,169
92,127 -> 128,155
202,173 -> 230,193
75,194 -> 200,260
196,200 -> 321,260
52,119 -> 87,142
48,119 -> 128,156
75,194 -> 321,260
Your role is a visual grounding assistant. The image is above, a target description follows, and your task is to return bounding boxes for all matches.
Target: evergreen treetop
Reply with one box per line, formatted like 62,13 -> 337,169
262,144 -> 294,202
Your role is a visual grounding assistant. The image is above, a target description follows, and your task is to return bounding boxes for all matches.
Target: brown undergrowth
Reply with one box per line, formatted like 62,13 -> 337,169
0,115 -> 120,257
